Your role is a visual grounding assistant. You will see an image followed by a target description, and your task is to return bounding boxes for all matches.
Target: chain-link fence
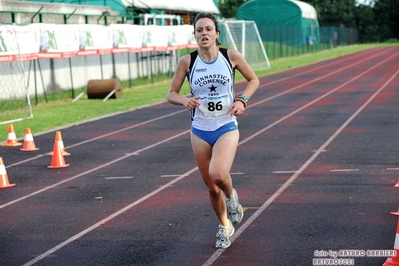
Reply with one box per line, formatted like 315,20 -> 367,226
260,26 -> 358,60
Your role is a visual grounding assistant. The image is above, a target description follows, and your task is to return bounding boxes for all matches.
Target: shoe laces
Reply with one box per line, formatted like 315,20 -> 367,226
227,198 -> 238,214
216,226 -> 229,240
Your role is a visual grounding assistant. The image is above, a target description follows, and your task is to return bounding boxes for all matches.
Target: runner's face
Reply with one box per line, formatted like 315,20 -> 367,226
194,18 -> 219,48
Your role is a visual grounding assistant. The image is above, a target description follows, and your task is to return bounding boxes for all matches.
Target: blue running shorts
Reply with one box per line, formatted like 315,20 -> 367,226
191,122 -> 238,147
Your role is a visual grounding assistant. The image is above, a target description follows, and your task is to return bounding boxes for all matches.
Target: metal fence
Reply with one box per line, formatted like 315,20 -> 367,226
260,26 -> 358,60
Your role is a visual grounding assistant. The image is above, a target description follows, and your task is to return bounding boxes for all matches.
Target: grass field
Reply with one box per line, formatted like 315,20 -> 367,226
0,43 -> 397,142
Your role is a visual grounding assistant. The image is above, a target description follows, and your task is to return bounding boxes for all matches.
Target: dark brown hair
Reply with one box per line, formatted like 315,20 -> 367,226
193,13 -> 222,46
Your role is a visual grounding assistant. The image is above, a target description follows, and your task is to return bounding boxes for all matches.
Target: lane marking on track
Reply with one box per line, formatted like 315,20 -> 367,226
330,169 -> 360,172
5,110 -> 187,168
22,166 -> 199,266
161,172 -> 245,178
104,176 -> 134,180
312,149 -> 328,152
0,130 -> 189,210
249,47 -> 383,91
273,171 -> 298,174
126,152 -> 140,155
247,49 -> 392,109
387,168 -> 399,171
235,53 -> 398,149
21,52 -> 399,266
203,57 -> 399,266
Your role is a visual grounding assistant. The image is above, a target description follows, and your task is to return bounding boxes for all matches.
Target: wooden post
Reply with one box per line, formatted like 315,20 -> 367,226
86,79 -> 122,99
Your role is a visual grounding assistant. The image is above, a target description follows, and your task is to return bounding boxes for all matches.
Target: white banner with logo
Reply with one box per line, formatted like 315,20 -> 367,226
0,23 -> 198,62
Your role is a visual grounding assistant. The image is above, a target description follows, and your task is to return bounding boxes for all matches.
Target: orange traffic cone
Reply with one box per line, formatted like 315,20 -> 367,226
48,131 -> 70,156
0,157 -> 15,188
2,124 -> 22,147
47,140 -> 70,168
383,209 -> 399,266
395,179 -> 399,188
20,128 -> 39,151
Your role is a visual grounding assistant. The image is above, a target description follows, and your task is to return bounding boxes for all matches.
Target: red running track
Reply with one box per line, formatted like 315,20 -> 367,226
0,46 -> 398,266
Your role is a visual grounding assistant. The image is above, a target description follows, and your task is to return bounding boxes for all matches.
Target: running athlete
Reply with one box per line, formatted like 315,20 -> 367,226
167,13 -> 259,249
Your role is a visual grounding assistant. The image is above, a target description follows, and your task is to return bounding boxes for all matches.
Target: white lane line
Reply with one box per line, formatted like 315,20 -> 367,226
202,56 -> 399,266
247,49 -> 390,109
387,168 -> 399,171
236,54 -> 393,148
163,172 -> 246,178
0,130 -> 189,210
104,176 -> 134,180
312,149 -> 328,153
22,53 -> 399,266
22,167 -> 199,266
273,171 -> 298,174
162,172 -> 245,177
5,110 -> 187,168
330,169 -> 360,172
240,47 -> 380,93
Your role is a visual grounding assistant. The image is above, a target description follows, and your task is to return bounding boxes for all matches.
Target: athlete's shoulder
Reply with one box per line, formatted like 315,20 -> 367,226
179,54 -> 191,64
177,54 -> 191,70
226,49 -> 245,67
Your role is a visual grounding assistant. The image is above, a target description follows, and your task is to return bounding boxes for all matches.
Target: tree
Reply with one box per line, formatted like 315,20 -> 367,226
373,0 -> 399,40
218,0 -> 247,18
303,0 -> 357,27
304,0 -> 398,41
354,4 -> 378,42
216,0 -> 398,42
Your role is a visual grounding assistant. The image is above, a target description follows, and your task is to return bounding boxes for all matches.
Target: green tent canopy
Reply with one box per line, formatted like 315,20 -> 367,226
236,0 -> 320,45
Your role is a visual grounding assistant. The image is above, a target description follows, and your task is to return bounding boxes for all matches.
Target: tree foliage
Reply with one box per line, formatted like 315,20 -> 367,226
304,0 -> 398,41
218,0 -> 247,18
217,0 -> 398,42
372,0 -> 399,41
303,0 -> 357,27
354,4 -> 378,42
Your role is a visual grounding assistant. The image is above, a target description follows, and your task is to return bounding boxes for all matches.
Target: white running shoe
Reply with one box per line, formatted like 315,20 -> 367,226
226,188 -> 244,224
215,220 -> 235,249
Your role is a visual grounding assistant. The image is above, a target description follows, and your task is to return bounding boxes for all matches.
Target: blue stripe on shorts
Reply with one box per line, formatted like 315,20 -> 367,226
191,122 -> 238,147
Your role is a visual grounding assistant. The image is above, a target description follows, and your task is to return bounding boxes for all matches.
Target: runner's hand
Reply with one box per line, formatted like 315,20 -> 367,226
184,96 -> 201,110
229,101 -> 245,116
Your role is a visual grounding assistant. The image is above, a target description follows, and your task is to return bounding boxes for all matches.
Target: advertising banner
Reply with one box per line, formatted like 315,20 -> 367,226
0,23 -> 198,62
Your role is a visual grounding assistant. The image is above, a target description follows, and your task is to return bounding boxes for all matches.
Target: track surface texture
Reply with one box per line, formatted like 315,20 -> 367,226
1,47 -> 399,266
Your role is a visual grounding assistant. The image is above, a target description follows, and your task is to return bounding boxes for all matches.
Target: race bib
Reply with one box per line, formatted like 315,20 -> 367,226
198,94 -> 230,119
